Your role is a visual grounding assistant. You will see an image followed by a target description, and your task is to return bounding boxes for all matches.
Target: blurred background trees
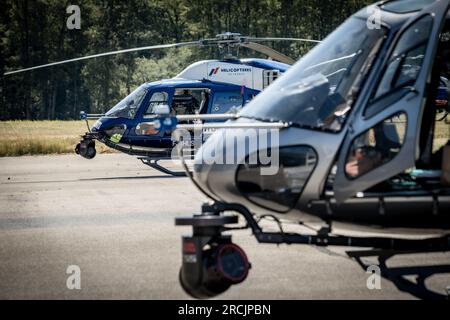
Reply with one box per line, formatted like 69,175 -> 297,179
0,0 -> 371,120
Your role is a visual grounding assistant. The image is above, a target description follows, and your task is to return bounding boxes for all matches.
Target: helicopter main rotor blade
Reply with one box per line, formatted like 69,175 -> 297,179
248,37 -> 322,44
3,41 -> 201,76
241,42 -> 296,65
3,33 -> 321,76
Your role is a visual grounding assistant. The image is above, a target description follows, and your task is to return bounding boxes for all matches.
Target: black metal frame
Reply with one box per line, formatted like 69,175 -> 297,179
175,201 -> 450,298
176,201 -> 450,252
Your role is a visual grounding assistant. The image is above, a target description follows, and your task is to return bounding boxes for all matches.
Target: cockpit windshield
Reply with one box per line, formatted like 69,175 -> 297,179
240,17 -> 386,132
105,85 -> 147,119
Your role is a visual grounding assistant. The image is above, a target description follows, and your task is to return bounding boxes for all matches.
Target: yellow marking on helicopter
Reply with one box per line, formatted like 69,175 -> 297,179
110,134 -> 123,144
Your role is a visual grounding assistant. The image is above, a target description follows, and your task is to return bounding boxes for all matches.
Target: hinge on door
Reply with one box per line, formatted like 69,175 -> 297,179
325,199 -> 333,216
406,87 -> 419,101
348,123 -> 354,134
378,197 -> 386,215
432,195 -> 439,216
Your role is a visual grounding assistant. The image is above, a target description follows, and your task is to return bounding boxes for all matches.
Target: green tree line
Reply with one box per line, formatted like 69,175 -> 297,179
0,0 -> 371,120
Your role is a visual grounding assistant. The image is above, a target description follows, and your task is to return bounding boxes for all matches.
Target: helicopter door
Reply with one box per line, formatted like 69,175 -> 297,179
171,88 -> 210,118
133,90 -> 171,141
333,1 -> 449,202
209,91 -> 244,116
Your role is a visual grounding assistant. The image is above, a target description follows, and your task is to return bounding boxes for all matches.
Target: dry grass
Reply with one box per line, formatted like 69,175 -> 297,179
433,120 -> 450,152
435,119 -> 450,138
0,119 -> 447,157
0,120 -> 114,157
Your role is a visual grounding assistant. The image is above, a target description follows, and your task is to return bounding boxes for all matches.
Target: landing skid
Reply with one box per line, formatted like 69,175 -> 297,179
138,157 -> 187,177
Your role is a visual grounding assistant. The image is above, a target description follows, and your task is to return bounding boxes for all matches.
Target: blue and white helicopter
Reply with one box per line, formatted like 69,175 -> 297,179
4,32 -> 320,175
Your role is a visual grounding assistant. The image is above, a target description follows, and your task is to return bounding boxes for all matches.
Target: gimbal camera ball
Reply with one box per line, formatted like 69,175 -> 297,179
177,206 -> 251,299
75,136 -> 96,159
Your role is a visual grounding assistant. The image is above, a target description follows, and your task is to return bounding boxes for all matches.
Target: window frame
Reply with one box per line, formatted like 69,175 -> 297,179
171,87 -> 210,116
209,90 -> 244,115
344,111 -> 408,180
365,14 -> 434,117
143,91 -> 170,118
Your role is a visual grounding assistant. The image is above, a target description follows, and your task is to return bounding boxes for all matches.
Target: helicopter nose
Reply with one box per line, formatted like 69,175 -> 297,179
91,118 -> 104,132
193,121 -> 323,214
193,129 -> 231,199
192,120 -> 281,202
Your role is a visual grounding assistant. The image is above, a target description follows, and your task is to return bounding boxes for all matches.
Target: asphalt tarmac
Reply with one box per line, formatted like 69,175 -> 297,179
0,154 -> 449,299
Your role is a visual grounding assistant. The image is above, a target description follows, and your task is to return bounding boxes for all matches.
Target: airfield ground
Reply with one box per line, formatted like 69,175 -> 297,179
0,153 -> 449,299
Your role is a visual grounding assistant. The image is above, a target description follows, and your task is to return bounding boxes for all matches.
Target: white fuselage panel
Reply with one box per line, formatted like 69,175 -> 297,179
176,60 -> 267,91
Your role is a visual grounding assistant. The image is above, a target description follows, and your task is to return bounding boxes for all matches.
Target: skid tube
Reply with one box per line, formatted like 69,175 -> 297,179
138,157 -> 187,177
176,202 -> 450,252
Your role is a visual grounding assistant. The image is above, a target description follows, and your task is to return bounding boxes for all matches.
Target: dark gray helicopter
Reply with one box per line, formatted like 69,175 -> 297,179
154,0 -> 450,298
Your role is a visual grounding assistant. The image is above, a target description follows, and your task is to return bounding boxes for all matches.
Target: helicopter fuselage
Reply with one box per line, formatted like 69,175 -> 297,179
173,0 -> 450,300
190,1 -> 450,231
76,58 -> 288,160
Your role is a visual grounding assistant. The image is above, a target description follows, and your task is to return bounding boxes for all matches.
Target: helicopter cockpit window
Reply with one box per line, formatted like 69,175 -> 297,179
239,17 -> 386,132
211,91 -> 243,114
236,146 -> 318,212
381,0 -> 437,14
345,113 -> 407,179
144,91 -> 169,118
171,88 -> 209,115
105,85 -> 147,119
373,15 -> 433,100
